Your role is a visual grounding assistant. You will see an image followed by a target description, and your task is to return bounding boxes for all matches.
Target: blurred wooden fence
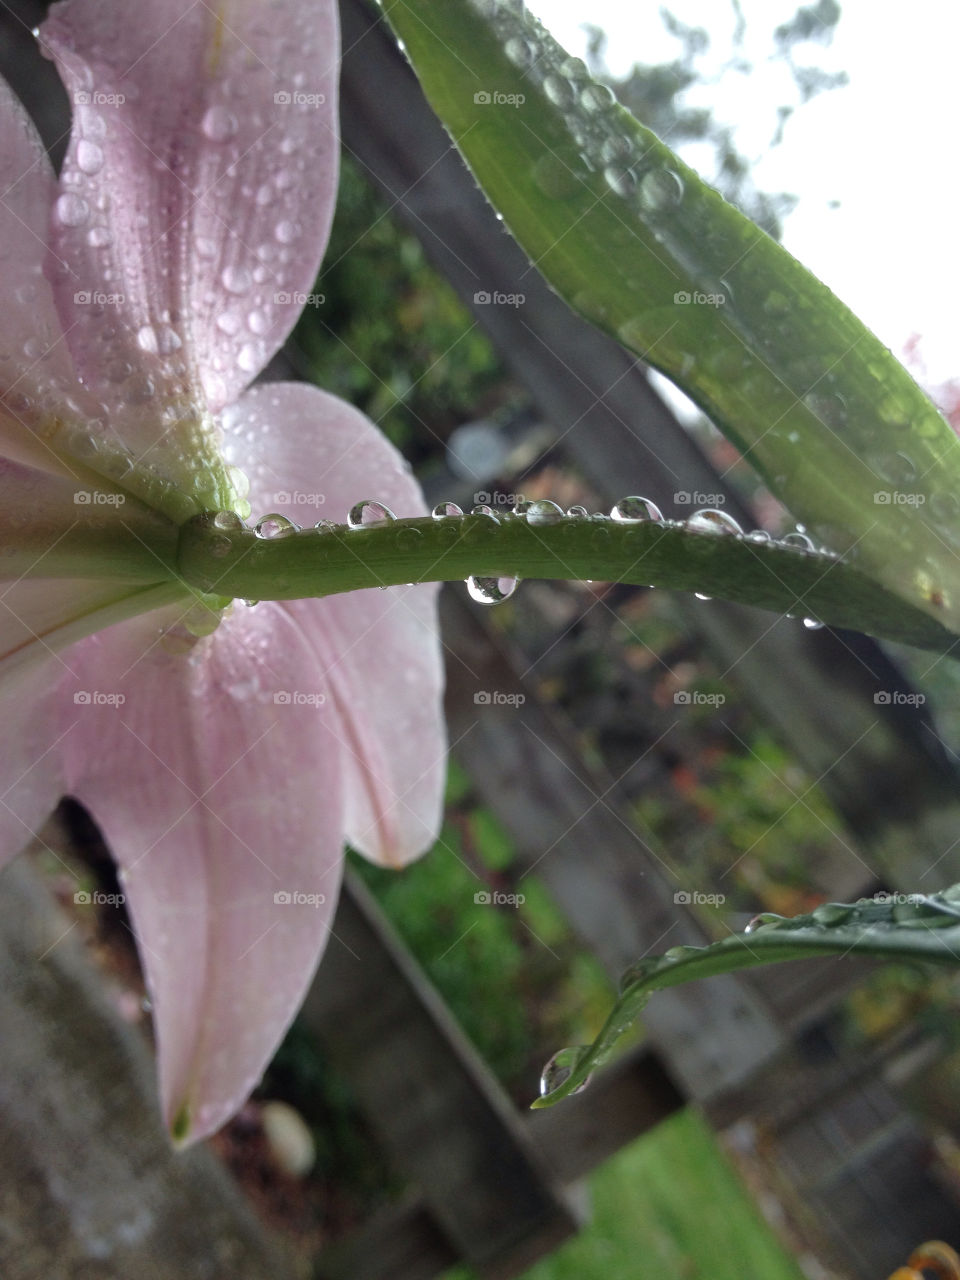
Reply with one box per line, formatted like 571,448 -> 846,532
2,2 -> 960,1278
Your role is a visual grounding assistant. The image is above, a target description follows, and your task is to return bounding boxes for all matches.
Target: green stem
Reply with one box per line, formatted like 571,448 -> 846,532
177,512 -> 958,655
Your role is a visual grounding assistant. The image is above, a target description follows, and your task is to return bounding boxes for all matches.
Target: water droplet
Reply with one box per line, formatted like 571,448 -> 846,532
526,499 -> 564,525
744,913 -> 781,934
685,508 -> 743,536
513,499 -> 532,516
780,531 -> 815,552
471,504 -> 499,519
347,500 -> 396,528
611,496 -> 664,523
539,1046 -> 592,1098
802,618 -> 824,631
75,139 -> 104,175
396,526 -> 423,550
746,530 -> 771,544
432,501 -> 463,519
566,505 -> 589,518
579,83 -> 615,113
274,219 -> 299,245
603,165 -> 636,198
504,35 -> 535,67
543,74 -> 576,108
201,104 -> 238,142
638,168 -> 683,212
466,575 -> 518,605
213,510 -> 244,531
55,192 -> 90,227
694,592 -> 712,601
255,512 -> 298,539
222,264 -> 252,295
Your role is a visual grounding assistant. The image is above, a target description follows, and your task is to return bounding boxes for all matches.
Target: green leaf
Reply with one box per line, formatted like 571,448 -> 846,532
178,512 -> 960,655
532,886 -> 960,1108
382,1 -> 960,631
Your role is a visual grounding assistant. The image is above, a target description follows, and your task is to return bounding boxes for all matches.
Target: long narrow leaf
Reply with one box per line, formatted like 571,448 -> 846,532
384,0 -> 960,631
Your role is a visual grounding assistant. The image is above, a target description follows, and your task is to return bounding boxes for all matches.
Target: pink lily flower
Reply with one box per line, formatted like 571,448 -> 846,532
0,0 -> 445,1144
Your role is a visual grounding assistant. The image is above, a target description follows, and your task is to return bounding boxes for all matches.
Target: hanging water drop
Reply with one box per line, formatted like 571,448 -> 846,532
255,512 -> 298,539
802,618 -> 824,631
539,1046 -> 592,1098
685,508 -> 743,536
347,500 -> 396,528
610,496 -> 664,523
431,501 -> 463,519
526,499 -> 564,525
466,575 -> 518,605
212,510 -> 244,531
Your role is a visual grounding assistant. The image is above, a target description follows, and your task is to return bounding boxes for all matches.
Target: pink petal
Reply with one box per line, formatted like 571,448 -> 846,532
41,0 -> 340,446
0,656 -> 65,869
62,599 -> 346,1144
0,73 -> 88,478
222,383 -> 447,867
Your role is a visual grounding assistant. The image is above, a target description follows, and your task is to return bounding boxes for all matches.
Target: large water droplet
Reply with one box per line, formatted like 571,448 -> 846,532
526,499 -> 564,525
504,35 -> 536,67
539,1046 -> 592,1098
685,508 -> 743,536
55,192 -> 90,227
579,83 -> 615,113
76,139 -> 104,175
566,505 -> 589,518
638,168 -> 683,212
432,501 -> 463,519
603,165 -> 636,198
255,512 -> 298,539
466,575 -> 518,605
543,74 -> 576,108
610,496 -> 664,523
347,500 -> 396,528
213,510 -> 244,531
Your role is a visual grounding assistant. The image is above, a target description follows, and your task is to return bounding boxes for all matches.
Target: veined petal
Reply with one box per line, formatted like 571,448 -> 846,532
223,383 -> 447,867
0,73 -> 93,479
41,0 -> 340,496
61,600 -> 346,1144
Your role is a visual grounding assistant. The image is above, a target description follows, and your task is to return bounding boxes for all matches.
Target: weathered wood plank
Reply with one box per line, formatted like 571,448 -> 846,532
0,853 -> 297,1280
302,872 -> 581,1278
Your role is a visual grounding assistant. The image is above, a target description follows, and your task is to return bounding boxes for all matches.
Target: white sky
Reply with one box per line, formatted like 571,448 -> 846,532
530,0 -> 960,384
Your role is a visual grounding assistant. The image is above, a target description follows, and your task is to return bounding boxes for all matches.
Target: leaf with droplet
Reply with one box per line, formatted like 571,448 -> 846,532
383,0 -> 960,631
532,886 -> 960,1108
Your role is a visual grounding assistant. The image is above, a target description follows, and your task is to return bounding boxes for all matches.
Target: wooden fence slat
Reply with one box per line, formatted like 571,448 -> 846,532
0,852 -> 296,1280
302,872 -> 582,1278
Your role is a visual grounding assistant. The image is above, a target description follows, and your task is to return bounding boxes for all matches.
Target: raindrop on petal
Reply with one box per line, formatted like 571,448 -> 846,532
347,499 -> 396,528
